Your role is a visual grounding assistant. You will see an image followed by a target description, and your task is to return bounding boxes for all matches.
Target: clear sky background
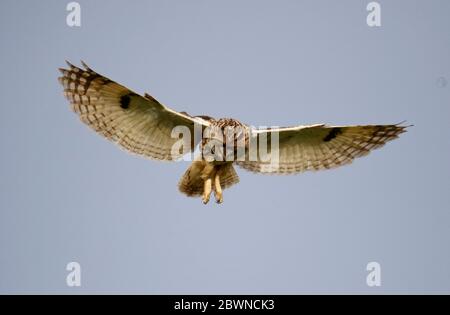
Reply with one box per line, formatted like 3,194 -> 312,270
0,0 -> 449,294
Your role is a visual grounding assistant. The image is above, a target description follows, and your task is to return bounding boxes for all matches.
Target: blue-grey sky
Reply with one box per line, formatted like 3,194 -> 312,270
0,0 -> 449,294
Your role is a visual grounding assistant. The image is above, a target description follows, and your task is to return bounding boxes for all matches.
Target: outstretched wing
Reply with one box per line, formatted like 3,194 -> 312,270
236,124 -> 408,174
58,61 -> 209,161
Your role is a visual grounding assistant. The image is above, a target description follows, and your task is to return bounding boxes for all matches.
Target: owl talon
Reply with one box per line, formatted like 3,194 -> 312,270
202,196 -> 210,204
215,194 -> 223,204
214,173 -> 223,204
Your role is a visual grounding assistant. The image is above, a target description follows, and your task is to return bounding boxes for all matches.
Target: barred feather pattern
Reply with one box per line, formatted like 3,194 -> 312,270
58,61 -> 204,161
236,124 -> 408,174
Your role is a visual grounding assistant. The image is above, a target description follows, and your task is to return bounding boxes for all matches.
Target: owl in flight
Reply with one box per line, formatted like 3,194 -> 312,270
59,61 -> 408,204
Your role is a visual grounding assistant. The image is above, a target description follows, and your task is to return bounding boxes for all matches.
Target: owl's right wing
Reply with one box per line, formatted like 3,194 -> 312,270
58,61 -> 210,161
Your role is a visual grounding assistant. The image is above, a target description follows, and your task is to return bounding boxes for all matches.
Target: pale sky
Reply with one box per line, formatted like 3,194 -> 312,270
0,0 -> 449,293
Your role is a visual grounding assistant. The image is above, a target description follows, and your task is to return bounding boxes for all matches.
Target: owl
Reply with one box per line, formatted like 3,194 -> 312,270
59,61 -> 408,204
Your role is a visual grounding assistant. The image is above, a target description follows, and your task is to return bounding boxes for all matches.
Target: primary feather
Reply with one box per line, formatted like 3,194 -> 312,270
58,61 -> 209,161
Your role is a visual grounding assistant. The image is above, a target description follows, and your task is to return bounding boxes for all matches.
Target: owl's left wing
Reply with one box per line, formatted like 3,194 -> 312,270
58,61 -> 210,161
236,123 -> 408,174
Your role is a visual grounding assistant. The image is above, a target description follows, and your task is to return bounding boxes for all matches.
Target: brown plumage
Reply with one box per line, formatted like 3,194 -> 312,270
58,61 -> 409,204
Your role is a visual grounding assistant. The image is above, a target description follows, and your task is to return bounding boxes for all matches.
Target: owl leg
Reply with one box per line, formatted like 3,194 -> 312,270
214,172 -> 223,204
202,178 -> 212,204
201,163 -> 215,204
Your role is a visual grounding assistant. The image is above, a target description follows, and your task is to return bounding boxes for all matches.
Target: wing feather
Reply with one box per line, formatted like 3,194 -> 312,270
58,61 -> 210,161
237,124 -> 409,174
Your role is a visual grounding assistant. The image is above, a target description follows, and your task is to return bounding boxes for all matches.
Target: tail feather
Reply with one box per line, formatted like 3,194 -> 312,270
178,162 -> 240,197
178,161 -> 205,197
218,163 -> 240,189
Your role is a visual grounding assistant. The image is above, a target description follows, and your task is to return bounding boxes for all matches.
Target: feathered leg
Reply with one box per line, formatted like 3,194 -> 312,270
201,163 -> 215,204
214,172 -> 223,204
202,178 -> 212,204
